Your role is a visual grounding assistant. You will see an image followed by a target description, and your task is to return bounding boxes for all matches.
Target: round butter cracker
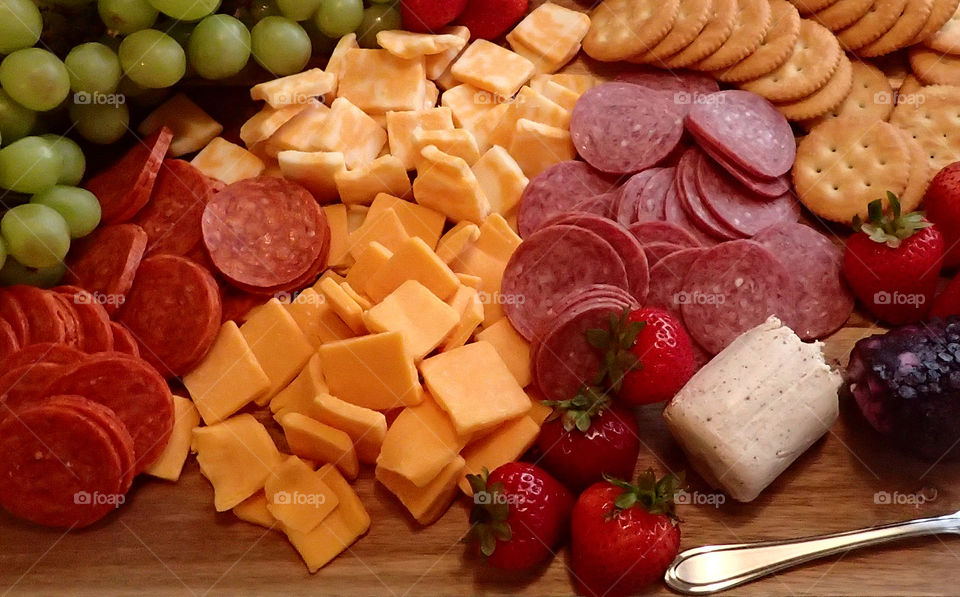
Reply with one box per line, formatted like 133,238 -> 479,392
920,0 -> 960,49
713,0 -> 801,82
890,84 -> 960,171
801,61 -> 894,129
836,0 -> 910,50
909,46 -> 960,84
897,73 -> 925,100
740,19 -> 842,102
858,0 -> 934,56
813,0 -> 876,30
633,0 -> 715,63
893,127 -> 932,213
662,0 -> 738,67
583,0 -> 681,61
913,0 -> 960,44
793,118 -> 910,222
691,0 -> 772,71
791,0 -> 842,14
776,55 -> 854,120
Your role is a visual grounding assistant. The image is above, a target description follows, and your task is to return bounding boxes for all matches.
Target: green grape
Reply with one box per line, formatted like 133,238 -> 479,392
64,43 -> 123,96
189,15 -> 251,80
357,4 -> 402,49
0,49 -> 72,113
147,0 -> 220,21
40,135 -> 86,186
0,236 -> 6,272
277,0 -> 321,21
251,17 -> 311,76
119,29 -> 186,89
0,137 -> 61,194
314,0 -> 364,38
98,0 -> 159,34
0,257 -> 66,288
30,185 -> 102,238
46,0 -> 96,6
0,0 -> 42,54
0,90 -> 37,144
69,101 -> 129,144
0,204 -> 71,268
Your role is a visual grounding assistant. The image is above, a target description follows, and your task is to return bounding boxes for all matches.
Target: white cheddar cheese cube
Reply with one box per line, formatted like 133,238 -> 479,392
441,83 -> 496,130
313,97 -> 386,169
138,93 -> 223,157
277,150 -> 345,203
412,145 -> 490,224
334,154 -> 411,206
509,118 -> 575,177
386,107 -> 455,170
377,30 -> 468,59
251,69 -> 337,108
324,33 -> 358,102
363,280 -> 461,360
506,2 -> 590,73
240,102 -> 310,148
663,317 -> 841,502
538,79 -> 580,112
436,222 -> 481,264
424,80 -> 439,108
472,145 -> 529,217
338,49 -> 427,114
192,137 -> 265,184
425,26 -> 471,80
262,101 -> 331,157
451,40 -> 535,99
411,127 -> 480,165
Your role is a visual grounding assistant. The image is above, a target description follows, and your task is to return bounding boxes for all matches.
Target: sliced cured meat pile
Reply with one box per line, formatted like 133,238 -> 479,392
0,286 -> 113,355
65,223 -> 148,316
133,159 -> 218,257
202,176 -> 331,295
517,161 -> 617,237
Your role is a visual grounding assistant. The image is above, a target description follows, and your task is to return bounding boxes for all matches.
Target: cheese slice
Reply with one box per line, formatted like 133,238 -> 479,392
366,193 -> 446,250
423,80 -> 439,108
302,393 -> 388,464
515,85 -> 571,129
346,207 -> 410,260
144,395 -> 200,481
346,241 -> 392,298
338,49 -> 427,114
530,72 -> 596,95
386,107 -> 455,170
324,33 -> 358,102
322,204 -> 351,268
277,150 -> 345,203
412,146 -> 490,224
262,101 -> 331,157
334,154 -> 411,205
468,102 -> 511,154
233,491 -> 277,528
270,352 -> 328,417
505,2 -> 590,73
365,236 -> 460,302
472,145 -> 528,217
286,289 -> 356,346
663,317 -> 841,502
377,30 -> 468,59
192,137 -> 265,184
451,40 -> 535,98
317,277 -> 366,335
240,102 -> 310,147
376,456 -> 465,525
251,69 -> 337,108
436,222 -> 481,264
318,331 -> 423,410
538,79 -> 580,111
441,286 -> 484,351
264,455 -> 340,533
139,93 -> 223,157
440,83 -> 496,130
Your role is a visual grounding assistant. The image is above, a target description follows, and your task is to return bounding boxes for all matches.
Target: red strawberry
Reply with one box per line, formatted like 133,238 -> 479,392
843,193 -> 943,325
535,398 -> 640,492
463,462 -> 574,570
619,307 -> 696,405
925,162 -> 960,268
455,0 -> 529,40
571,472 -> 682,597
931,273 -> 960,318
401,0 -> 468,33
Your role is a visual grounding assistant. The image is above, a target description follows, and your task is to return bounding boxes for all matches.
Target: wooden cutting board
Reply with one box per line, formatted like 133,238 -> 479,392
3,2 -> 959,595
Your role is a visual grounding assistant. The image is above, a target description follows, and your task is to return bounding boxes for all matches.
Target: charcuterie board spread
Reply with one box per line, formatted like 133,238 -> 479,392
3,0 -> 960,594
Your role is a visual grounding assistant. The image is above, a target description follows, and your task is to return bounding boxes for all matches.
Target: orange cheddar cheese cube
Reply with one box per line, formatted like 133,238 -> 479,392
279,413 -> 360,480
325,33 -> 358,101
240,298 -> 315,405
457,415 -> 540,495
450,249 -> 507,326
183,321 -> 270,425
139,93 -> 223,157
442,286 -> 484,351
347,207 -> 411,261
322,204 -> 351,268
192,413 -> 284,511
377,30 -> 468,59
440,83 -> 496,130
419,341 -> 531,436
386,108 -> 455,170
240,102 -> 309,147
376,455 -> 465,525
365,236 -> 460,302
346,204 -> 368,233
472,145 -> 528,217
456,272 -> 482,289
233,491 -> 276,528
509,118 -> 575,177
262,101 -> 331,157
425,25 -> 470,80
318,332 -> 423,410
264,455 -> 339,533
376,395 -> 464,487
366,193 -> 446,249
363,280 -> 461,360
304,393 -> 388,464
338,49 -> 427,114
475,317 -> 532,387
144,395 -> 200,481
317,277 -> 367,335
436,222 -> 481,264
283,464 -> 370,573
286,289 -> 355,347
251,69 -> 337,108
466,212 -> 523,263
313,97 -> 386,169
191,137 -> 265,184
506,2 -> 590,74
340,281 -> 372,310
411,127 -> 480,165
270,353 -> 328,417
451,39 -> 535,98
334,154 -> 411,205
412,146 -> 490,224
424,80 -> 439,108
276,150 -> 345,203
346,241 -> 392,297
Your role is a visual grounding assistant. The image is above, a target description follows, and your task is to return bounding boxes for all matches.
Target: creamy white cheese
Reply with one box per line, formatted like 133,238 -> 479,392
663,316 -> 840,502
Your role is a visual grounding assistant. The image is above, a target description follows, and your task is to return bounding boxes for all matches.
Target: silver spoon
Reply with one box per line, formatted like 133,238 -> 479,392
664,510 -> 960,594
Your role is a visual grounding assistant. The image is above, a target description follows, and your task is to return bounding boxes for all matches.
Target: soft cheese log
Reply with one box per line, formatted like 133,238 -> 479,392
663,316 -> 841,502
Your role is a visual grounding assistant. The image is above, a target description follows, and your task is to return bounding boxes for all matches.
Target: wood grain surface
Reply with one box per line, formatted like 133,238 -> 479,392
3,2 -> 959,595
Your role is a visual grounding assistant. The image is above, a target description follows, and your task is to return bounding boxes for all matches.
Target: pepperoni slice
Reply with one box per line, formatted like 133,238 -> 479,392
64,224 -> 148,316
109,323 -> 140,358
4,286 -> 67,345
0,362 -> 71,419
134,159 -> 217,257
0,289 -> 27,345
85,127 -> 173,224
0,342 -> 85,371
517,161 -> 617,238
0,319 -> 18,363
52,286 -> 114,353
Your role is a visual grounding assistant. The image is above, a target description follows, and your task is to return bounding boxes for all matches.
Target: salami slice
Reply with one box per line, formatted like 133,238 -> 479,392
5,286 -> 67,345
635,168 -> 674,222
616,67 -> 720,100
615,169 -> 661,225
646,248 -> 708,312
64,223 -> 148,316
538,213 -> 649,303
697,141 -> 791,198
0,319 -> 18,363
685,90 -> 795,179
554,284 -> 639,316
42,353 -> 174,473
85,127 -> 173,224
680,240 -> 797,354
133,159 -> 217,257
109,323 -> 140,358
676,151 -> 741,241
664,178 -> 718,247
628,221 -> 701,248
202,176 -> 329,291
517,161 -> 617,237
0,289 -> 27,345
753,222 -> 854,340
502,225 -> 629,341
0,397 -> 126,528
573,192 -> 618,219
52,287 -> 114,353
570,83 -> 685,174
0,342 -> 85,371
535,299 -> 625,401
644,242 -> 686,267
117,254 -> 222,377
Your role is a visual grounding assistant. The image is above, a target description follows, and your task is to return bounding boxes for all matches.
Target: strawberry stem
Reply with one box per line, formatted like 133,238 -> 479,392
462,467 -> 513,558
603,470 -> 685,517
852,192 -> 932,248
